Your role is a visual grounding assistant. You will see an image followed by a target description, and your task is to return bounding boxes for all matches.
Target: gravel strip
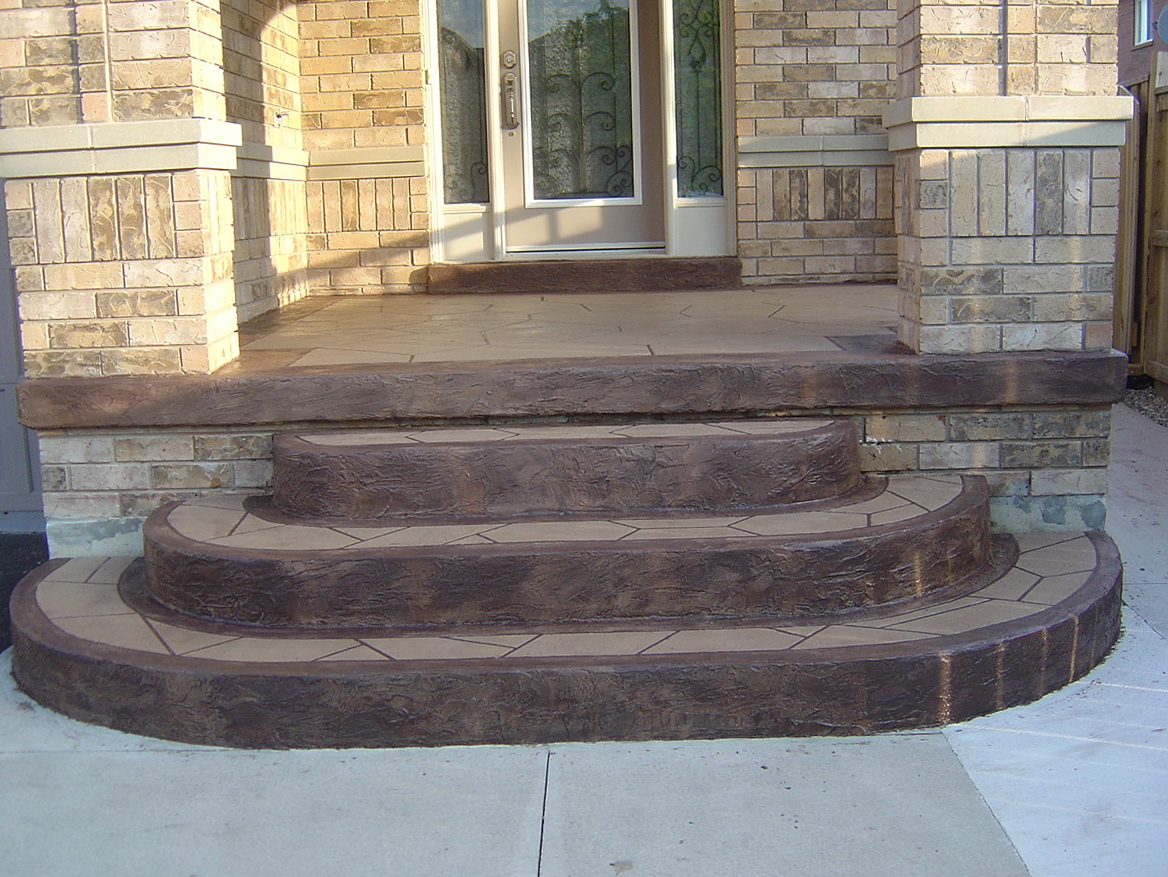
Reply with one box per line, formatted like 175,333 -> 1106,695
1124,388 -> 1168,429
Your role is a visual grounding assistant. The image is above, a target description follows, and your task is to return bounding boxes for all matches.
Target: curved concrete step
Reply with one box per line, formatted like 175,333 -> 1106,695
271,419 -> 863,521
9,532 -> 1122,748
142,475 -> 991,629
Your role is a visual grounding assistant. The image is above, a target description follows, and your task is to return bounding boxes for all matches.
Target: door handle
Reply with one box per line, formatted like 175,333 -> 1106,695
502,72 -> 520,130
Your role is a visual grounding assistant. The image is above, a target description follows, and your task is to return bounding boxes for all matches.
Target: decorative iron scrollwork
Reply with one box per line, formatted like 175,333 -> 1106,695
528,0 -> 635,200
674,0 -> 722,197
438,7 -> 490,205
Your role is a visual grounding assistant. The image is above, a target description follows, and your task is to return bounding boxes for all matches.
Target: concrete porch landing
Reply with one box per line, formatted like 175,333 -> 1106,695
231,283 -> 903,369
17,283 -> 1126,431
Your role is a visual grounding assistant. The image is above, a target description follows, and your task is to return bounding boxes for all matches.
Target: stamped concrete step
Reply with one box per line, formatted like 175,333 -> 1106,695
143,475 -> 991,629
272,419 -> 863,521
9,531 -> 1122,748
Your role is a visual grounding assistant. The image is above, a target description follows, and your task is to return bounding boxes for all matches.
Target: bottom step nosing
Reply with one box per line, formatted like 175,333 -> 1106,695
9,532 -> 1123,748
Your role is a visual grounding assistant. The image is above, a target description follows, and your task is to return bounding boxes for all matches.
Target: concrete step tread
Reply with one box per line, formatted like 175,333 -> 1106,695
164,474 -> 965,553
9,531 -> 1121,747
20,531 -> 1106,665
144,474 -> 990,627
285,418 -> 840,447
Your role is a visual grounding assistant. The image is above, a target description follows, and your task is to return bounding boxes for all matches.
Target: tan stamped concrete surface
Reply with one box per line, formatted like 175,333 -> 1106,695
230,284 -> 900,370
297,419 -> 839,446
159,475 -> 965,550
34,532 -> 1098,664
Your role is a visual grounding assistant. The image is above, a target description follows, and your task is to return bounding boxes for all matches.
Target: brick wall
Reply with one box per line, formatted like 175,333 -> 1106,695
734,0 -> 899,284
0,0 -> 242,377
299,0 -> 430,294
38,427 -> 274,555
5,170 -> 239,377
1118,0 -> 1167,85
737,165 -> 896,282
223,0 -> 301,146
735,0 -> 896,138
897,0 -> 1120,98
106,0 -> 227,123
855,407 -> 1111,529
305,177 -> 428,294
232,176 -> 310,323
298,0 -> 424,151
897,145 -> 1120,353
0,0 -> 227,128
891,0 -> 1126,354
224,0 -> 311,321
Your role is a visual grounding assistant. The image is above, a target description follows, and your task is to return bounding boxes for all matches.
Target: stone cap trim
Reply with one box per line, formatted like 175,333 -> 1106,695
234,141 -> 309,182
0,122 -> 422,181
306,146 -> 426,181
738,134 -> 893,168
884,96 -> 1135,151
0,120 -> 244,178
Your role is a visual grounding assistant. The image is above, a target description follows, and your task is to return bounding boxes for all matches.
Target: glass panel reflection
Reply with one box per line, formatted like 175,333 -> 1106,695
674,0 -> 721,196
527,0 -> 635,200
439,0 -> 490,203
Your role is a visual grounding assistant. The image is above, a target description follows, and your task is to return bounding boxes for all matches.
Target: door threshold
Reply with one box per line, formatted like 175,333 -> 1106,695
426,257 -> 742,294
501,247 -> 667,261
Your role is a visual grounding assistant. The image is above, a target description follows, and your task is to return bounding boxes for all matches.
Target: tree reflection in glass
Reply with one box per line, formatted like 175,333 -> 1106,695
527,0 -> 635,200
439,0 -> 490,203
674,0 -> 721,196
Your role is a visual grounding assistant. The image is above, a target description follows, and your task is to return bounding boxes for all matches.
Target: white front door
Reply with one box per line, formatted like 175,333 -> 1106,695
495,0 -> 665,252
433,0 -> 730,260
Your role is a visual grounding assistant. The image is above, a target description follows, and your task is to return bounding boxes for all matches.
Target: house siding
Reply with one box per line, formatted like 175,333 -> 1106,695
1118,0 -> 1167,86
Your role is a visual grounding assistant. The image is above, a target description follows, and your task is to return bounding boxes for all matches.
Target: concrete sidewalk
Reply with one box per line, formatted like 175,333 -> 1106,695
0,404 -> 1164,877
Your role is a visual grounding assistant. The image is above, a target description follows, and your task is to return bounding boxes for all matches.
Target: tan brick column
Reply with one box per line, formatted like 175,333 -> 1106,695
888,0 -> 1132,354
0,0 -> 241,376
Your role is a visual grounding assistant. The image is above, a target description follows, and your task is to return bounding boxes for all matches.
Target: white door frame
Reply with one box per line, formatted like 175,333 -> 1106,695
425,0 -> 733,262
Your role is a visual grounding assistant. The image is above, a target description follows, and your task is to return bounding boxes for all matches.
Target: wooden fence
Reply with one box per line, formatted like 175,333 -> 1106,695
1116,51 -> 1168,384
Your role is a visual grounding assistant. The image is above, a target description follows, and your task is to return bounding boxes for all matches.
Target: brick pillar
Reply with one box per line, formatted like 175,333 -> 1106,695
887,0 -> 1132,354
0,0 -> 241,376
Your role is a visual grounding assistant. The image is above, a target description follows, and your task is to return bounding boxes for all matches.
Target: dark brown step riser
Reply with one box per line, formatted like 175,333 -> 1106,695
272,424 -> 862,520
426,257 -> 742,294
143,494 -> 991,629
19,350 -> 1128,431
10,569 -> 1121,748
